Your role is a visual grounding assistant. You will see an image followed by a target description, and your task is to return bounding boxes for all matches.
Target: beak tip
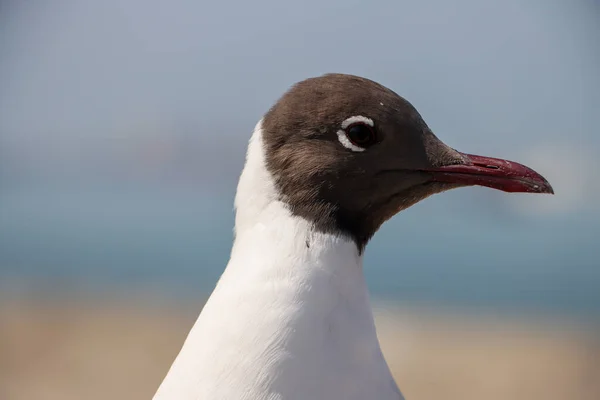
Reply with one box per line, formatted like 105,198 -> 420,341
532,174 -> 554,195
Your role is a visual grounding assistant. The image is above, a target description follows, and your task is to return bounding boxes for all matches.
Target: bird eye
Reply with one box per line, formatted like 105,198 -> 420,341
345,123 -> 376,148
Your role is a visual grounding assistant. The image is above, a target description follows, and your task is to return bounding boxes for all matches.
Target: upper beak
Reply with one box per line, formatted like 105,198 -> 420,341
422,152 -> 554,194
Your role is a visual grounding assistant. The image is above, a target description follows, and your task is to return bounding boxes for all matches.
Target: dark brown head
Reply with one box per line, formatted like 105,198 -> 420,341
261,73 -> 553,251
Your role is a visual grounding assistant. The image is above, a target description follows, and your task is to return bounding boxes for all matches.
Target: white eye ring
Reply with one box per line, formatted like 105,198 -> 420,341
337,116 -> 374,152
341,115 -> 374,130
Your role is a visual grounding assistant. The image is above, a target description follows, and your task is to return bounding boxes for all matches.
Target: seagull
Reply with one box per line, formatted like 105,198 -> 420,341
153,74 -> 553,400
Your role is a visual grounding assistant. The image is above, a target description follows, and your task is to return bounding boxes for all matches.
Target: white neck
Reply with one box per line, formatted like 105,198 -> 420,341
154,122 -> 403,400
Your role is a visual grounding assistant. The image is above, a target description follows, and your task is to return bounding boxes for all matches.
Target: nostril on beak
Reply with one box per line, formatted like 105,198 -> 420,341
473,162 -> 499,170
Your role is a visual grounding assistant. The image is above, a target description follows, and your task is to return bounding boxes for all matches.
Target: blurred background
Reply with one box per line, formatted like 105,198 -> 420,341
1,0 -> 599,399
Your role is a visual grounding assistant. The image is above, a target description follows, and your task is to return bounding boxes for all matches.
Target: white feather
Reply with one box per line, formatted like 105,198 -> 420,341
341,115 -> 374,129
337,130 -> 366,152
153,121 -> 403,400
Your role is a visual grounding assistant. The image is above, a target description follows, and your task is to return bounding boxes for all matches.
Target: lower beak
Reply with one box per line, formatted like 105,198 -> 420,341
423,153 -> 554,194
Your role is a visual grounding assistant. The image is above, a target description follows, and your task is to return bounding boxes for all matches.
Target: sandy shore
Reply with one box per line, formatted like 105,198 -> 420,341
1,294 -> 599,400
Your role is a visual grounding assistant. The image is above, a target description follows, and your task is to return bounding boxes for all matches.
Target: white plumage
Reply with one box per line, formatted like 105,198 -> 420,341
153,121 -> 403,400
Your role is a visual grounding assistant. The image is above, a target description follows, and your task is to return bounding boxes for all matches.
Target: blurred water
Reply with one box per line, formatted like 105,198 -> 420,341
2,185 -> 598,320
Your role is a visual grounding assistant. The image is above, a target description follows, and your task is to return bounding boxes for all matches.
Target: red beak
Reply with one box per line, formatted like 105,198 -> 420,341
423,153 -> 554,194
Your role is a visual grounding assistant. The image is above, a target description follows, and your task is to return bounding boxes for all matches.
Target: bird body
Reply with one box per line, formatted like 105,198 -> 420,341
154,123 -> 402,399
154,74 -> 552,399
